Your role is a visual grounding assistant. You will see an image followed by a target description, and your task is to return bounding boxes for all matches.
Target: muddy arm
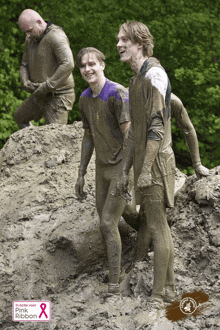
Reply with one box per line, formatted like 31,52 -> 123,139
75,129 -> 94,198
171,94 -> 209,177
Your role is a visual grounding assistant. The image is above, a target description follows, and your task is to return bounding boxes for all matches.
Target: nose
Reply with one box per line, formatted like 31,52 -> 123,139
117,38 -> 124,49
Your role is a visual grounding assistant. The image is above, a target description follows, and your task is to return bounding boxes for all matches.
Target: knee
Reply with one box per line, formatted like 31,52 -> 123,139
100,219 -> 111,238
154,239 -> 170,256
14,106 -> 25,127
100,217 -> 116,238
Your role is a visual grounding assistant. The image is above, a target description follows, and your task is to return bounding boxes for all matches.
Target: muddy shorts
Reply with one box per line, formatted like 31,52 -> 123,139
14,91 -> 75,126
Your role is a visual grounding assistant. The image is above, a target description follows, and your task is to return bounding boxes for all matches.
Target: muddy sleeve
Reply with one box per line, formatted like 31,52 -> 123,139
128,106 -> 134,140
145,67 -> 167,141
46,31 -> 74,90
113,87 -> 130,125
20,40 -> 30,86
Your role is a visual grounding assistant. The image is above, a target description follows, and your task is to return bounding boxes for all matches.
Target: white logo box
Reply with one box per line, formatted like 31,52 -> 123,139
13,301 -> 51,322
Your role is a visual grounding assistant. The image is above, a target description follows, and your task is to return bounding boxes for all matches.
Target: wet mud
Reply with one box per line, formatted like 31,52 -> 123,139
0,122 -> 219,329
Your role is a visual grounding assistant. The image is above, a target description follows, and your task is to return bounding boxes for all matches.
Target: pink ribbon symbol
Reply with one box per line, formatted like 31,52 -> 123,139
39,303 -> 48,319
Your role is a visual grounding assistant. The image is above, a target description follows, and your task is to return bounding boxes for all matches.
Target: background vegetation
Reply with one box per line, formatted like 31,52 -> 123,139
1,0 -> 220,173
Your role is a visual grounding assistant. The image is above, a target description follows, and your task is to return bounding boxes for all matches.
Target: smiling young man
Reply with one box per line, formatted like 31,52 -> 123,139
116,21 -> 177,307
75,47 -> 134,297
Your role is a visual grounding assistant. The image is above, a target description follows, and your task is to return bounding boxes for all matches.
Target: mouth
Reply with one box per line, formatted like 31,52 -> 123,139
85,73 -> 94,78
119,50 -> 125,55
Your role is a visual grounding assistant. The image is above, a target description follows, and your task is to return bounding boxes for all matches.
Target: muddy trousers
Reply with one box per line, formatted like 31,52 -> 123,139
136,184 -> 175,296
14,92 -> 75,128
96,162 -> 126,286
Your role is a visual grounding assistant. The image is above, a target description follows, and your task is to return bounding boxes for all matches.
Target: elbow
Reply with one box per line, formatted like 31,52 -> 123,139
68,58 -> 74,72
182,125 -> 195,136
66,56 -> 75,72
60,57 -> 74,73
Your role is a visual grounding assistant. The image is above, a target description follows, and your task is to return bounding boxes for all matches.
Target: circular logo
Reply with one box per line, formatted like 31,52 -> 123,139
179,297 -> 197,315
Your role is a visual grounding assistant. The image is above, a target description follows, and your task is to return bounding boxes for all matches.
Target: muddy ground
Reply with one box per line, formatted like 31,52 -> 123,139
0,122 -> 219,330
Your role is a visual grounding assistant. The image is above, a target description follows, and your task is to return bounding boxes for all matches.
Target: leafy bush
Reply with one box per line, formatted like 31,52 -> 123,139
1,0 -> 220,172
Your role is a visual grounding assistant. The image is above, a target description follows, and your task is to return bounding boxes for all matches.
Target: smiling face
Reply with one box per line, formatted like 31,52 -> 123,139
117,28 -> 141,64
79,52 -> 105,85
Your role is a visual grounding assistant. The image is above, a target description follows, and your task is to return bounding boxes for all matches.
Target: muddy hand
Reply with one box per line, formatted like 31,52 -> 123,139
32,82 -> 49,97
195,164 -> 210,178
116,171 -> 128,196
137,172 -> 152,189
75,176 -> 85,199
23,80 -> 37,93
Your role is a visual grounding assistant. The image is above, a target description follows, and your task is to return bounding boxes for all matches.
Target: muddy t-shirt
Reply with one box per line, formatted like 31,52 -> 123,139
79,78 -> 130,165
129,58 -> 176,207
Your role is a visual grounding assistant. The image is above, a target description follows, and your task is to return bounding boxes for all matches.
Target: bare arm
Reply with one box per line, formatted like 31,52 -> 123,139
75,129 -> 94,199
171,94 -> 209,177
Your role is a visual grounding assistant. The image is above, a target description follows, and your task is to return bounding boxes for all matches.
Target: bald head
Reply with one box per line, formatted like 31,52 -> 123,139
18,9 -> 47,40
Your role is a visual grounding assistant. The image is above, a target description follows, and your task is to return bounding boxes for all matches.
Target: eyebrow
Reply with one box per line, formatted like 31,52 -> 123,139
81,60 -> 96,65
117,34 -> 129,40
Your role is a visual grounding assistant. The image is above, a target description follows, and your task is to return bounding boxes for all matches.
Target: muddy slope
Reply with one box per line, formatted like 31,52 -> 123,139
0,123 -> 219,330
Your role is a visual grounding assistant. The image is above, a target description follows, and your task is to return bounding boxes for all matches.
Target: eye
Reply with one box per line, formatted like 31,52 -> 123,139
26,28 -> 33,33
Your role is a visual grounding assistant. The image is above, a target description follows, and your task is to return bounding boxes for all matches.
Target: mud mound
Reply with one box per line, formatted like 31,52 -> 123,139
0,123 -> 219,329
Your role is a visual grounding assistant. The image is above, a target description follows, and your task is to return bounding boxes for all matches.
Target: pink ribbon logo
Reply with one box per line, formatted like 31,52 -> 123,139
39,303 -> 48,319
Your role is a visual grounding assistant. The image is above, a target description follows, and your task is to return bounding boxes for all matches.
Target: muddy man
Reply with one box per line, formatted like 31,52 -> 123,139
15,9 -> 75,128
116,21 -> 208,307
75,47 -> 135,296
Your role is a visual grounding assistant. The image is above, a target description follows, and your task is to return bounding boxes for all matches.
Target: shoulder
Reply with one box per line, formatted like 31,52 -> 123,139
145,66 -> 168,96
104,79 -> 129,101
145,66 -> 168,83
80,87 -> 92,99
171,93 -> 182,105
45,24 -> 69,44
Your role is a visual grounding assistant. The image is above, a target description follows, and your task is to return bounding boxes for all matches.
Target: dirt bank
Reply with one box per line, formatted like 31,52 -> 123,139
0,123 -> 219,329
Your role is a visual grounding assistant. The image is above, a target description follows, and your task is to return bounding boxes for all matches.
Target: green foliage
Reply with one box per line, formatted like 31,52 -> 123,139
1,0 -> 220,172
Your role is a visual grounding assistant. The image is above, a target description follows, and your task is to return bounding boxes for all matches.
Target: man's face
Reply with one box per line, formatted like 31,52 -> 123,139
117,28 -> 140,63
79,53 -> 105,85
20,19 -> 44,42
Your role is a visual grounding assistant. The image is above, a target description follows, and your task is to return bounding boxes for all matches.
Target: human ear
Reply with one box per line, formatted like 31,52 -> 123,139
36,19 -> 42,26
101,62 -> 105,71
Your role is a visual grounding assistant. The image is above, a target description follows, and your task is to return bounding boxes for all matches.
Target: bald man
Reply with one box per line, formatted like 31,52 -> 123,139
14,9 -> 75,128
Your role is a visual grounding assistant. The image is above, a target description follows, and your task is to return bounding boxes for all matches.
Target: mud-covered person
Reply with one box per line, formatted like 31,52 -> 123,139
14,9 -> 75,128
75,47 -> 136,298
123,93 -> 210,235
116,21 -> 178,307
